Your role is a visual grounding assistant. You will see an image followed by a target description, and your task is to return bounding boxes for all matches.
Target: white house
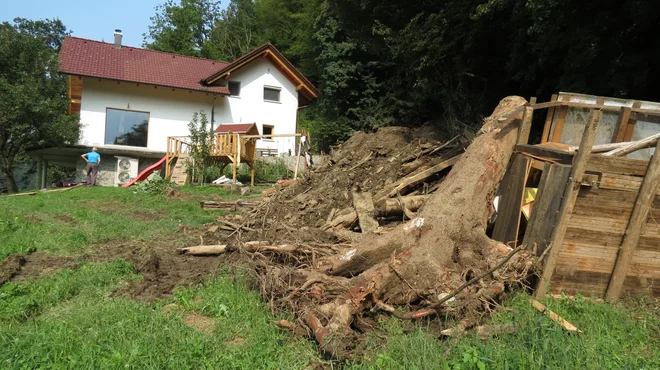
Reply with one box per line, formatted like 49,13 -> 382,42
28,31 -> 319,187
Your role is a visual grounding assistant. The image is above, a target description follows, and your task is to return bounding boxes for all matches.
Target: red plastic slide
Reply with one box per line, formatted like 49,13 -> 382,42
122,156 -> 167,188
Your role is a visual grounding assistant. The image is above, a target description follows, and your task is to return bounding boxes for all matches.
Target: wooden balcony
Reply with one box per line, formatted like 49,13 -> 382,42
166,133 -> 300,185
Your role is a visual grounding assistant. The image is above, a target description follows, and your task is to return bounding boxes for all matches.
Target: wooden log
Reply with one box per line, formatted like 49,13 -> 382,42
323,208 -> 358,230
200,200 -> 256,210
568,141 -> 633,154
377,155 -> 460,200
536,110 -> 602,298
178,245 -> 227,255
352,191 -> 379,233
602,133 -> 660,157
529,299 -> 582,333
605,139 -> 660,302
374,195 -> 429,217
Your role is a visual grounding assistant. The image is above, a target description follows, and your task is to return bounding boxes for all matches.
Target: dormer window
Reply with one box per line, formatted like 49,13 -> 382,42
228,81 -> 241,96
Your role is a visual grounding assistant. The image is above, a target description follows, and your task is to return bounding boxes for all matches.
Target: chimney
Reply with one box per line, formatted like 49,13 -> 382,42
113,29 -> 122,49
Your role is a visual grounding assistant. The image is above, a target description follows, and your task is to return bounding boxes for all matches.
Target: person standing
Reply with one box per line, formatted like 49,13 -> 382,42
81,147 -> 101,186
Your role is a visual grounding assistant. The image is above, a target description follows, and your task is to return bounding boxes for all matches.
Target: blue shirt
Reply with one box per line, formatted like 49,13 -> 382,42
86,152 -> 101,163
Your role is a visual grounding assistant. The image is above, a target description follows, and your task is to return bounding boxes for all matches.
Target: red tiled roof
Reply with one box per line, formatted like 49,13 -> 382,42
59,37 -> 230,94
215,123 -> 258,134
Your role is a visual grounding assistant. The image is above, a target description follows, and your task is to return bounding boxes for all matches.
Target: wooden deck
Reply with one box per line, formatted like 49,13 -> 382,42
165,133 -> 301,185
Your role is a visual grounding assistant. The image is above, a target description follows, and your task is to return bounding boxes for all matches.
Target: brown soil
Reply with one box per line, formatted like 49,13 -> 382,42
54,215 -> 77,225
3,226 -> 230,301
10,251 -> 78,284
0,254 -> 26,285
130,210 -> 163,221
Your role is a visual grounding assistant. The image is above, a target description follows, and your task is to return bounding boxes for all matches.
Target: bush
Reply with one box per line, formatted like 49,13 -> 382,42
216,159 -> 291,184
132,173 -> 175,195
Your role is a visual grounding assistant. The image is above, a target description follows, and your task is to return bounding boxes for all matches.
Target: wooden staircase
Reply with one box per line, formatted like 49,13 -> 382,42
170,153 -> 189,185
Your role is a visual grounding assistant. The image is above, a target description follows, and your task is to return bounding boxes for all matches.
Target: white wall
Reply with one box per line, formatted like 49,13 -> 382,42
79,57 -> 301,155
214,57 -> 300,155
79,78 -> 216,152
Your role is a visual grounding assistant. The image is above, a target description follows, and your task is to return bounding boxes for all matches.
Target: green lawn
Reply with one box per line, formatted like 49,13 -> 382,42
0,186 -> 658,369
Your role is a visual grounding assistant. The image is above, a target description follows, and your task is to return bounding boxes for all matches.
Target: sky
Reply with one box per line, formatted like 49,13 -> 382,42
0,0 -> 208,48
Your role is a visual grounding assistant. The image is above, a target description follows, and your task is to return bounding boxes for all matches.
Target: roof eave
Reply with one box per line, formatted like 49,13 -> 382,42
59,71 -> 231,95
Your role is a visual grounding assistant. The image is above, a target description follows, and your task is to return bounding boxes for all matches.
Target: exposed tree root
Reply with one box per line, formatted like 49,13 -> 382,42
216,96 -> 535,360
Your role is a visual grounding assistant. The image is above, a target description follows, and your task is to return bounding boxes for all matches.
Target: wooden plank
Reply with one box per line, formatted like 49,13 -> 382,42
536,110 -> 602,298
529,100 -> 660,117
541,96 -> 556,144
586,155 -> 649,177
515,144 -> 573,164
613,107 -> 632,143
517,106 -> 534,145
529,299 -> 583,333
492,154 -> 532,247
522,163 -> 571,256
551,106 -> 569,142
605,139 -> 660,302
352,191 -> 379,233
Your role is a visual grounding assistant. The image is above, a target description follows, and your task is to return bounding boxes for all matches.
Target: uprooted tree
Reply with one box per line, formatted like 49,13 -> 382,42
213,96 -> 534,358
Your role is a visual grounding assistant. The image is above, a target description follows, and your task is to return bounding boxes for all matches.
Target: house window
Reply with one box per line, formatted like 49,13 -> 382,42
263,125 -> 274,140
105,108 -> 149,147
228,81 -> 241,96
264,86 -> 281,102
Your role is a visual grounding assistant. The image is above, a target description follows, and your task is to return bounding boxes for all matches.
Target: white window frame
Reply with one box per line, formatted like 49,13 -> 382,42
263,85 -> 281,103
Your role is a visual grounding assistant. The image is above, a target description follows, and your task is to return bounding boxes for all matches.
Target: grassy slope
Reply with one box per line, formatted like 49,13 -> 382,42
0,187 -> 658,369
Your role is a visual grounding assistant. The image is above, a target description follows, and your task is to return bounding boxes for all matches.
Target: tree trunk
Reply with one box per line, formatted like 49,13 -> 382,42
304,96 -> 531,358
0,164 -> 19,194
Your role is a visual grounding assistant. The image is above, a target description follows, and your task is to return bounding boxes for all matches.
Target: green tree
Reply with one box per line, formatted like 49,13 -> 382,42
187,111 -> 212,184
143,0 -> 222,59
210,0 -> 260,60
0,18 -> 80,193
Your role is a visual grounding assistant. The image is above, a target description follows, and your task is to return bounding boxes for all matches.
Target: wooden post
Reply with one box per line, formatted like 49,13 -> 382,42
293,138 -> 302,180
250,162 -> 255,186
541,94 -> 558,144
42,160 -> 48,189
535,110 -> 602,298
232,134 -> 238,184
605,139 -> 660,302
517,106 -> 534,145
551,105 -> 569,143
613,107 -> 632,143
35,155 -> 43,190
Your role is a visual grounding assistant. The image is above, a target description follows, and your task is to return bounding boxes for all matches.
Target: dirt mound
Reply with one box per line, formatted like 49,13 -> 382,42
249,125 -> 464,240
0,254 -> 26,285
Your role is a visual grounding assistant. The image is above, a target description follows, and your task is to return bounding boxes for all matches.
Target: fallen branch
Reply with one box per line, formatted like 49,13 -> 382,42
529,299 -> 583,333
602,133 -> 660,157
219,220 -> 255,232
378,155 -> 461,200
178,245 -> 227,255
200,200 -> 256,211
568,141 -> 631,154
